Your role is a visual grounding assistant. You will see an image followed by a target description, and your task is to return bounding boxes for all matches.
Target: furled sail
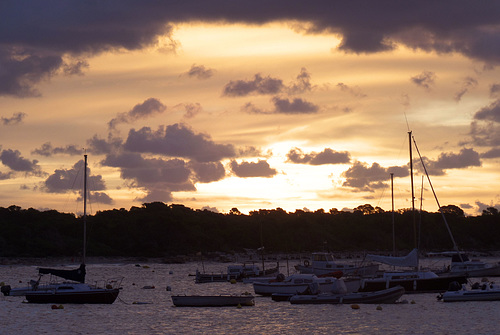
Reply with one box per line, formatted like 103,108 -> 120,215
38,263 -> 86,283
366,248 -> 419,268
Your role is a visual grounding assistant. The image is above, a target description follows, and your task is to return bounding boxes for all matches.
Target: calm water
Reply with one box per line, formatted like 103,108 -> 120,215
1,259 -> 499,335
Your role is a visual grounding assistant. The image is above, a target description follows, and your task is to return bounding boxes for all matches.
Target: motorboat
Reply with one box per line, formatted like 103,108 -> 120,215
295,252 -> 379,277
253,273 -> 346,296
289,285 -> 405,305
438,254 -> 500,278
438,281 -> 500,302
171,294 -> 255,307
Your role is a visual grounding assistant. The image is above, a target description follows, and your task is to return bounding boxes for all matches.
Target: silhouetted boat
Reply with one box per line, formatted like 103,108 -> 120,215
25,155 -> 121,304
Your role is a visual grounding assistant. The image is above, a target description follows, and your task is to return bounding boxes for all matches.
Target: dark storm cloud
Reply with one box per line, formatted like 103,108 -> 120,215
230,160 -> 277,178
286,148 -> 350,165
0,149 -> 43,175
108,98 -> 167,130
184,64 -> 215,80
410,71 -> 436,90
43,159 -> 111,204
222,74 -> 284,97
124,123 -> 236,162
3,1 -> 500,97
1,112 -> 26,125
32,142 -> 82,156
342,161 -> 408,192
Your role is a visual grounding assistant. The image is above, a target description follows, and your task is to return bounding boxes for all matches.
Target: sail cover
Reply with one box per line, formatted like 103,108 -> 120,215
366,249 -> 419,268
38,263 -> 86,283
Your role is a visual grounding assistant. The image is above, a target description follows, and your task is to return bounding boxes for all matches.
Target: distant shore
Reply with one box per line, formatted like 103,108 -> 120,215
1,249 -> 499,266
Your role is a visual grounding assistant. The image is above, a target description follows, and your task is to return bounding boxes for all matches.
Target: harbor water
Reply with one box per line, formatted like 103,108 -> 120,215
1,259 -> 499,335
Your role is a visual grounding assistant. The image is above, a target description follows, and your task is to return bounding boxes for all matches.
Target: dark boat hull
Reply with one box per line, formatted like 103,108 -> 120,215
359,275 -> 468,293
25,289 -> 120,304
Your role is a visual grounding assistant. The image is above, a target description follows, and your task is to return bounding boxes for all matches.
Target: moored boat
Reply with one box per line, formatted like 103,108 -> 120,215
295,252 -> 379,277
195,263 -> 279,283
171,294 -> 255,307
253,273 -> 346,296
289,285 -> 405,305
24,155 -> 122,304
437,254 -> 500,278
438,281 -> 500,302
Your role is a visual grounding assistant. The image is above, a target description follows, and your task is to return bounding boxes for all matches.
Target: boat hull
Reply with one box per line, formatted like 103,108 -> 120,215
442,290 -> 500,302
289,286 -> 405,305
296,263 -> 379,277
25,288 -> 120,304
359,275 -> 468,293
171,295 -> 255,307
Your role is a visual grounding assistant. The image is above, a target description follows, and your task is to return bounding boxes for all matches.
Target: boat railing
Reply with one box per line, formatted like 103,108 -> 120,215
91,277 -> 124,290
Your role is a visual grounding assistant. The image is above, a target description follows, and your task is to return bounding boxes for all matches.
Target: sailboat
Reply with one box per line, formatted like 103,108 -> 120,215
358,131 -> 468,293
25,155 -> 121,304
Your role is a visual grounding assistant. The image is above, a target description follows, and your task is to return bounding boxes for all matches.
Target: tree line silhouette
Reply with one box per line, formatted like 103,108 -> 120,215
0,202 -> 499,259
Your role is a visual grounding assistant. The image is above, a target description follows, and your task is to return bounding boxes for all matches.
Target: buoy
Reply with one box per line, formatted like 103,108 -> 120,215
166,286 -> 172,291
142,265 -> 150,269
376,305 -> 383,311
169,271 -> 173,275
51,304 -> 64,310
230,279 -> 237,284
351,304 -> 360,309
237,304 -> 242,309
411,300 -> 416,304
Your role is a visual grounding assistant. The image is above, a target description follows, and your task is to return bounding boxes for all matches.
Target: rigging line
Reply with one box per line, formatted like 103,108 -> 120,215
411,135 -> 462,257
403,111 -> 411,133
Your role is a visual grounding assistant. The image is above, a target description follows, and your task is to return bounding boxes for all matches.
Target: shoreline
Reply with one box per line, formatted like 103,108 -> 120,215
1,250 -> 499,266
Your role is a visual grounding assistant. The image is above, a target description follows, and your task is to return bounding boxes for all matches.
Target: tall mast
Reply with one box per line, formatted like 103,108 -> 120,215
83,154 -> 87,265
408,131 -> 417,249
391,173 -> 396,256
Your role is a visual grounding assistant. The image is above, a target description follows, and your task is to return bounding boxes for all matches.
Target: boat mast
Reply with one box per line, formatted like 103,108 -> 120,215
391,173 -> 396,256
83,154 -> 87,265
411,137 -> 463,261
408,131 -> 417,250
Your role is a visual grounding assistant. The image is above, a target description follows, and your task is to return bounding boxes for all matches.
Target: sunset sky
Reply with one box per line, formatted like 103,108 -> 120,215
1,1 -> 500,216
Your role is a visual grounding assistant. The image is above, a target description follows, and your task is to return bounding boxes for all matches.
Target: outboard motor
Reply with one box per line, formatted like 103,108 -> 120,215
447,281 -> 462,291
1,285 -> 11,296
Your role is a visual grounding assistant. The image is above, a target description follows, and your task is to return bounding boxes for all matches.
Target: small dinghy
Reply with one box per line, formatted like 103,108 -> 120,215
438,281 -> 500,302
